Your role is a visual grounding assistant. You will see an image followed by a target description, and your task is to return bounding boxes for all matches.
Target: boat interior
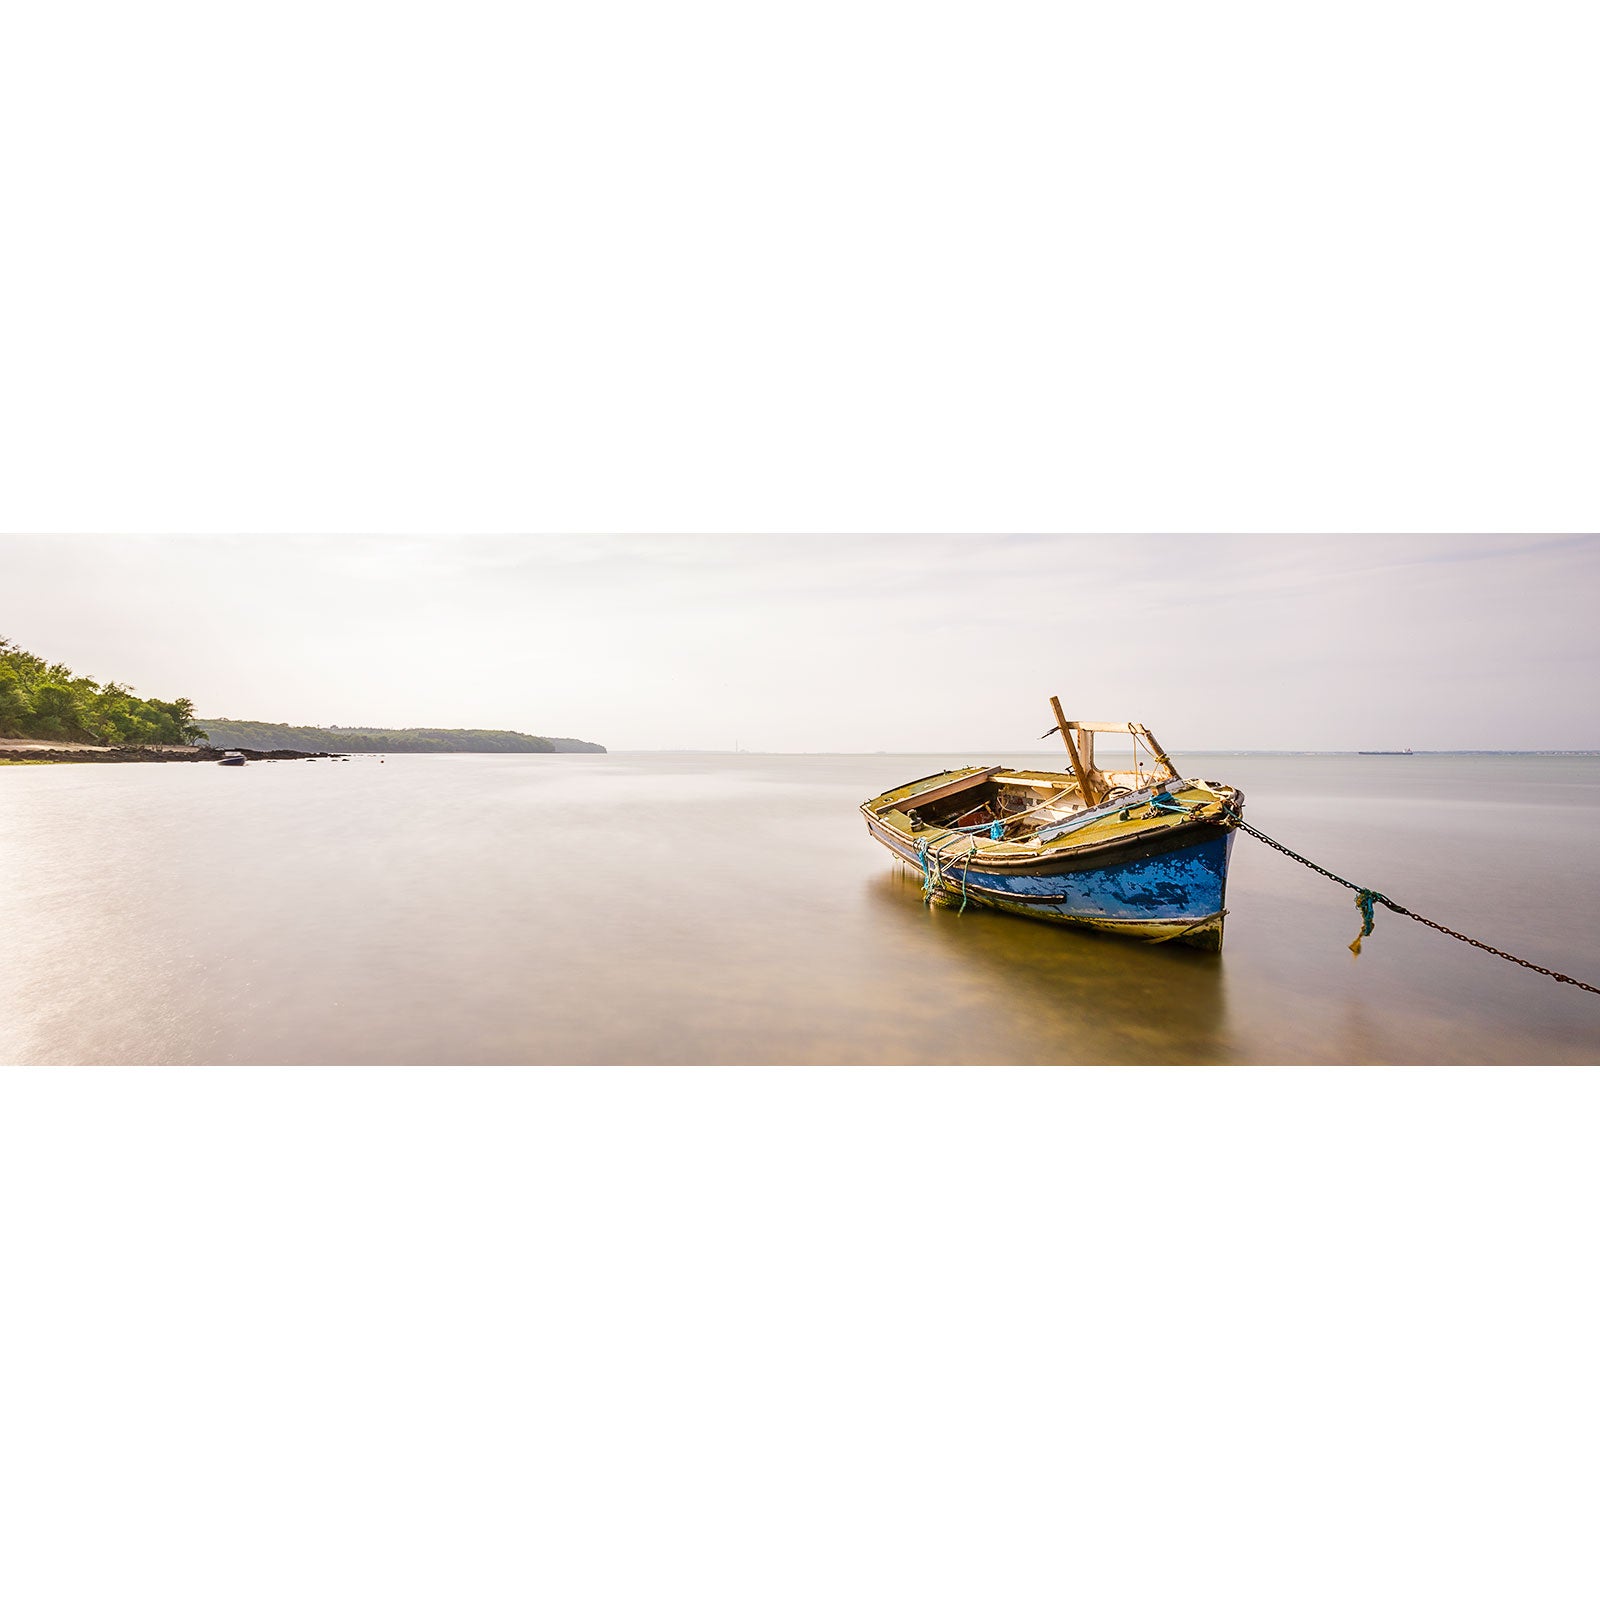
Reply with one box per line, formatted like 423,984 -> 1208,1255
902,768 -> 1159,839
879,720 -> 1232,844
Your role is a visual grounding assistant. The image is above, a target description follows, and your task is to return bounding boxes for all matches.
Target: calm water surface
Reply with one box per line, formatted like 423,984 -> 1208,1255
2,752 -> 1596,1063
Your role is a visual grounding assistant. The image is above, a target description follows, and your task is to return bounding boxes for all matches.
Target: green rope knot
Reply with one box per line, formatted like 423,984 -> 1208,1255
1350,888 -> 1379,957
918,836 -> 979,913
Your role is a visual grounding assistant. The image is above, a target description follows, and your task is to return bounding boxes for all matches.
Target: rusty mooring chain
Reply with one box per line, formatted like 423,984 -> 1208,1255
1215,805 -> 1600,995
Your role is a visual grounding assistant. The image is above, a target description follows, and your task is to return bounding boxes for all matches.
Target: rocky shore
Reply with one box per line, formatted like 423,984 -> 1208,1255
0,743 -> 344,764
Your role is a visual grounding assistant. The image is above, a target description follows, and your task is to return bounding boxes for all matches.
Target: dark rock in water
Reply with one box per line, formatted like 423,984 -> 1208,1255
220,748 -> 328,762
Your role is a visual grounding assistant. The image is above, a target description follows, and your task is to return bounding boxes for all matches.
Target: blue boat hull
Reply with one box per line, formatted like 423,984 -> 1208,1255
868,817 -> 1236,949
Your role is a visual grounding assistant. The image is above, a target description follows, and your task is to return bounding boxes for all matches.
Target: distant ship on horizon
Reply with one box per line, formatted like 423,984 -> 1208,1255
1358,746 -> 1414,755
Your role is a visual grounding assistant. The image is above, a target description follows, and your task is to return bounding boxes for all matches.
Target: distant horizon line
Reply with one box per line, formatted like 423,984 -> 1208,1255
614,747 -> 1600,757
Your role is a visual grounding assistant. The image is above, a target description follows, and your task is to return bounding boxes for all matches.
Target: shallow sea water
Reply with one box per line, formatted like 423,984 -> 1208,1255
2,752 -> 1596,1064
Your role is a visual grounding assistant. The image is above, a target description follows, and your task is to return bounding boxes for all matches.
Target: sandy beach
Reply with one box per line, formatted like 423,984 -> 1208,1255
0,740 -> 329,763
0,738 -> 202,753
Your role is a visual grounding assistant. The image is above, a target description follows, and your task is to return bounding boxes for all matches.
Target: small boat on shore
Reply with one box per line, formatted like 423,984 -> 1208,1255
861,701 -> 1244,951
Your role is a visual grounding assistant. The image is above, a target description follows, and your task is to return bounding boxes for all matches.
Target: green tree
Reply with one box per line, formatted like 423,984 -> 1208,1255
0,635 -> 208,745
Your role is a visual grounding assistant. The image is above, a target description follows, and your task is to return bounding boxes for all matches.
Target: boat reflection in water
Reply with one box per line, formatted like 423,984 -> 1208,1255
861,700 -> 1244,951
861,868 -> 1234,1061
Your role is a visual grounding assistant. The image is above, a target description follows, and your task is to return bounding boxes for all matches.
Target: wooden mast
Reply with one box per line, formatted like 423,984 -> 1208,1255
1049,696 -> 1102,805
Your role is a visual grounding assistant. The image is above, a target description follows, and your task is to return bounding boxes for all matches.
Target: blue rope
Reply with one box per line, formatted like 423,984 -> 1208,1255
1120,793 -> 1195,821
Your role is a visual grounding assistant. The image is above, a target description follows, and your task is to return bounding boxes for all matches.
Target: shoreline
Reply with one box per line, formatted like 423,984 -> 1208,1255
0,740 -> 338,764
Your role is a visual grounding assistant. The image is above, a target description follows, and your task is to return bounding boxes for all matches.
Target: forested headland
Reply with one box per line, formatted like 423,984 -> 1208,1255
1,636 -> 205,745
195,721 -> 606,754
1,634 -> 604,754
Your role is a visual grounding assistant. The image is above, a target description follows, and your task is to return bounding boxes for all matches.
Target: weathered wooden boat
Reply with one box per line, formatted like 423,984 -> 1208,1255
861,701 -> 1245,951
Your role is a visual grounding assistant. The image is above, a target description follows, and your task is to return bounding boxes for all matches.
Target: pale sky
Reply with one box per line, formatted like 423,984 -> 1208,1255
3,533 -> 1595,751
